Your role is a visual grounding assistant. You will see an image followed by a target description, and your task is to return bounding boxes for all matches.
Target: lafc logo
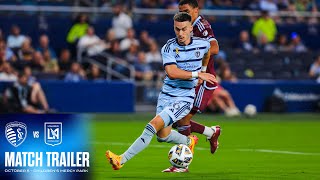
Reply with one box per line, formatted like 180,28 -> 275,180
5,121 -> 27,147
44,122 -> 62,146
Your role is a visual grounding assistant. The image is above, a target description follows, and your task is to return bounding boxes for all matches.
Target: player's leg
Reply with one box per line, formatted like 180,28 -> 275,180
106,100 -> 196,170
30,82 -> 49,110
106,114 -> 163,170
156,100 -> 198,153
176,84 -> 221,154
174,113 -> 193,136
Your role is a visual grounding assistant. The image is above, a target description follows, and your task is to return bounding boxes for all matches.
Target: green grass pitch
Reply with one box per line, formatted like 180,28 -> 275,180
91,113 -> 320,180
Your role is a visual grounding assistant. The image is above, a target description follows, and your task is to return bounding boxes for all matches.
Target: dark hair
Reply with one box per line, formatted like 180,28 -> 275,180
173,12 -> 192,22
18,71 -> 26,79
179,0 -> 199,8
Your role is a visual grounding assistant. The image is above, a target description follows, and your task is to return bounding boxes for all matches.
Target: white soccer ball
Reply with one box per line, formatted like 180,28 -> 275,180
244,104 -> 257,117
168,144 -> 193,168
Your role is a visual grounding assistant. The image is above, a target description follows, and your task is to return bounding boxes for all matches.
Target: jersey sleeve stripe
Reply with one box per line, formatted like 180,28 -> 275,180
163,62 -> 177,67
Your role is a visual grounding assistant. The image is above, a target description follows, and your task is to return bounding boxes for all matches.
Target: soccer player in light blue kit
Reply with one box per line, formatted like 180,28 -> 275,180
105,12 -> 217,171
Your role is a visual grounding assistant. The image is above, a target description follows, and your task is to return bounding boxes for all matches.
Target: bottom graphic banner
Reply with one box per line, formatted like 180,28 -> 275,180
0,114 -> 91,180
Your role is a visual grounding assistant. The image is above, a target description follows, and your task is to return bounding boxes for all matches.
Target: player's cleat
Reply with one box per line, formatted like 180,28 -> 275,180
208,125 -> 221,154
162,166 -> 189,173
187,135 -> 198,154
105,150 -> 123,170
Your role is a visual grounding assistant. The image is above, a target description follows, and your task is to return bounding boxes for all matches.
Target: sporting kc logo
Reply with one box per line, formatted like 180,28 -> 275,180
44,122 -> 62,146
5,121 -> 27,147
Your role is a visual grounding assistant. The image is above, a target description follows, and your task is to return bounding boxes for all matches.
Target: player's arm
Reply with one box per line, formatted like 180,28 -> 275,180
210,39 -> 219,56
165,64 -> 217,84
201,52 -> 210,72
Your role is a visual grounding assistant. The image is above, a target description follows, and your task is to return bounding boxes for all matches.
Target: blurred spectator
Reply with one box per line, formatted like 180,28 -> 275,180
134,51 -> 153,81
166,0 -> 179,9
58,49 -> 73,73
277,0 -> 290,10
259,0 -> 278,13
23,66 -> 50,111
3,72 -> 49,113
64,62 -> 86,82
87,64 -> 104,81
43,50 -> 59,73
276,34 -> 291,52
207,85 -> 241,117
77,26 -> 108,57
120,28 -> 139,51
125,43 -> 139,64
139,30 -> 153,52
295,0 -> 314,11
218,63 -> 237,82
107,40 -> 123,58
242,0 -> 260,10
288,32 -> 308,53
0,41 -> 5,63
36,34 -> 57,59
0,40 -> 17,62
112,3 -> 133,40
256,34 -> 277,52
104,28 -> 116,48
234,30 -> 257,52
31,51 -> 45,72
309,55 -> 320,80
66,14 -> 89,57
0,28 -> 3,41
17,37 -> 34,61
145,40 -> 161,63
6,25 -> 26,50
0,62 -> 17,82
252,10 -> 277,42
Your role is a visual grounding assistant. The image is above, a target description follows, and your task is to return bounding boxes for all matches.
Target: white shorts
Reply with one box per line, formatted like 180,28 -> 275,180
156,97 -> 193,127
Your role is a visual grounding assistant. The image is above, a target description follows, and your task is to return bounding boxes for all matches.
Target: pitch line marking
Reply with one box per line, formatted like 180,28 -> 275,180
237,149 -> 320,156
92,141 -> 320,155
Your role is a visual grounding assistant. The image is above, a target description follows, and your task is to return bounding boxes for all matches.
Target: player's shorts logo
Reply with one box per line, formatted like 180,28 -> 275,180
5,121 -> 27,147
44,122 -> 62,146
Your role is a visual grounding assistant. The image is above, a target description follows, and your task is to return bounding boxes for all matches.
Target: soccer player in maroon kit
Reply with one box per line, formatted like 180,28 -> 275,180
178,0 -> 221,153
163,0 -> 221,173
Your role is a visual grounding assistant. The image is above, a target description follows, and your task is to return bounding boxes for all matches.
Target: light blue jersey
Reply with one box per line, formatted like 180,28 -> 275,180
156,37 -> 210,127
160,37 -> 210,103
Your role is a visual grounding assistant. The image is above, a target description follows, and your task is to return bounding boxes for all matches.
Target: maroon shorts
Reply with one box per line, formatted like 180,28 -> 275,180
192,81 -> 218,113
191,57 -> 218,113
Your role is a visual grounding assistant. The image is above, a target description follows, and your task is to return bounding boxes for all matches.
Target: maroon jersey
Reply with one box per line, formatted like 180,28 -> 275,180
192,15 -> 218,89
191,15 -> 218,113
192,15 -> 216,42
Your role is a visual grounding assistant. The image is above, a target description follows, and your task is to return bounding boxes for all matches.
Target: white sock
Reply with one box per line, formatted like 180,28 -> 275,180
203,126 -> 215,138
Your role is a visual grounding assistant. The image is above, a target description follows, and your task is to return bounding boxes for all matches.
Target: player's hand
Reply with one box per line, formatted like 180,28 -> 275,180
198,72 -> 217,84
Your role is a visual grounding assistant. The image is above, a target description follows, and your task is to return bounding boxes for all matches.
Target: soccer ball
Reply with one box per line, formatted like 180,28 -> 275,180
168,144 -> 193,168
244,104 -> 257,117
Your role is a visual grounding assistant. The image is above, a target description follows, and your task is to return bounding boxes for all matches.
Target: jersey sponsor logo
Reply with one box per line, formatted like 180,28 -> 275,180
44,122 -> 62,146
5,121 -> 27,147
